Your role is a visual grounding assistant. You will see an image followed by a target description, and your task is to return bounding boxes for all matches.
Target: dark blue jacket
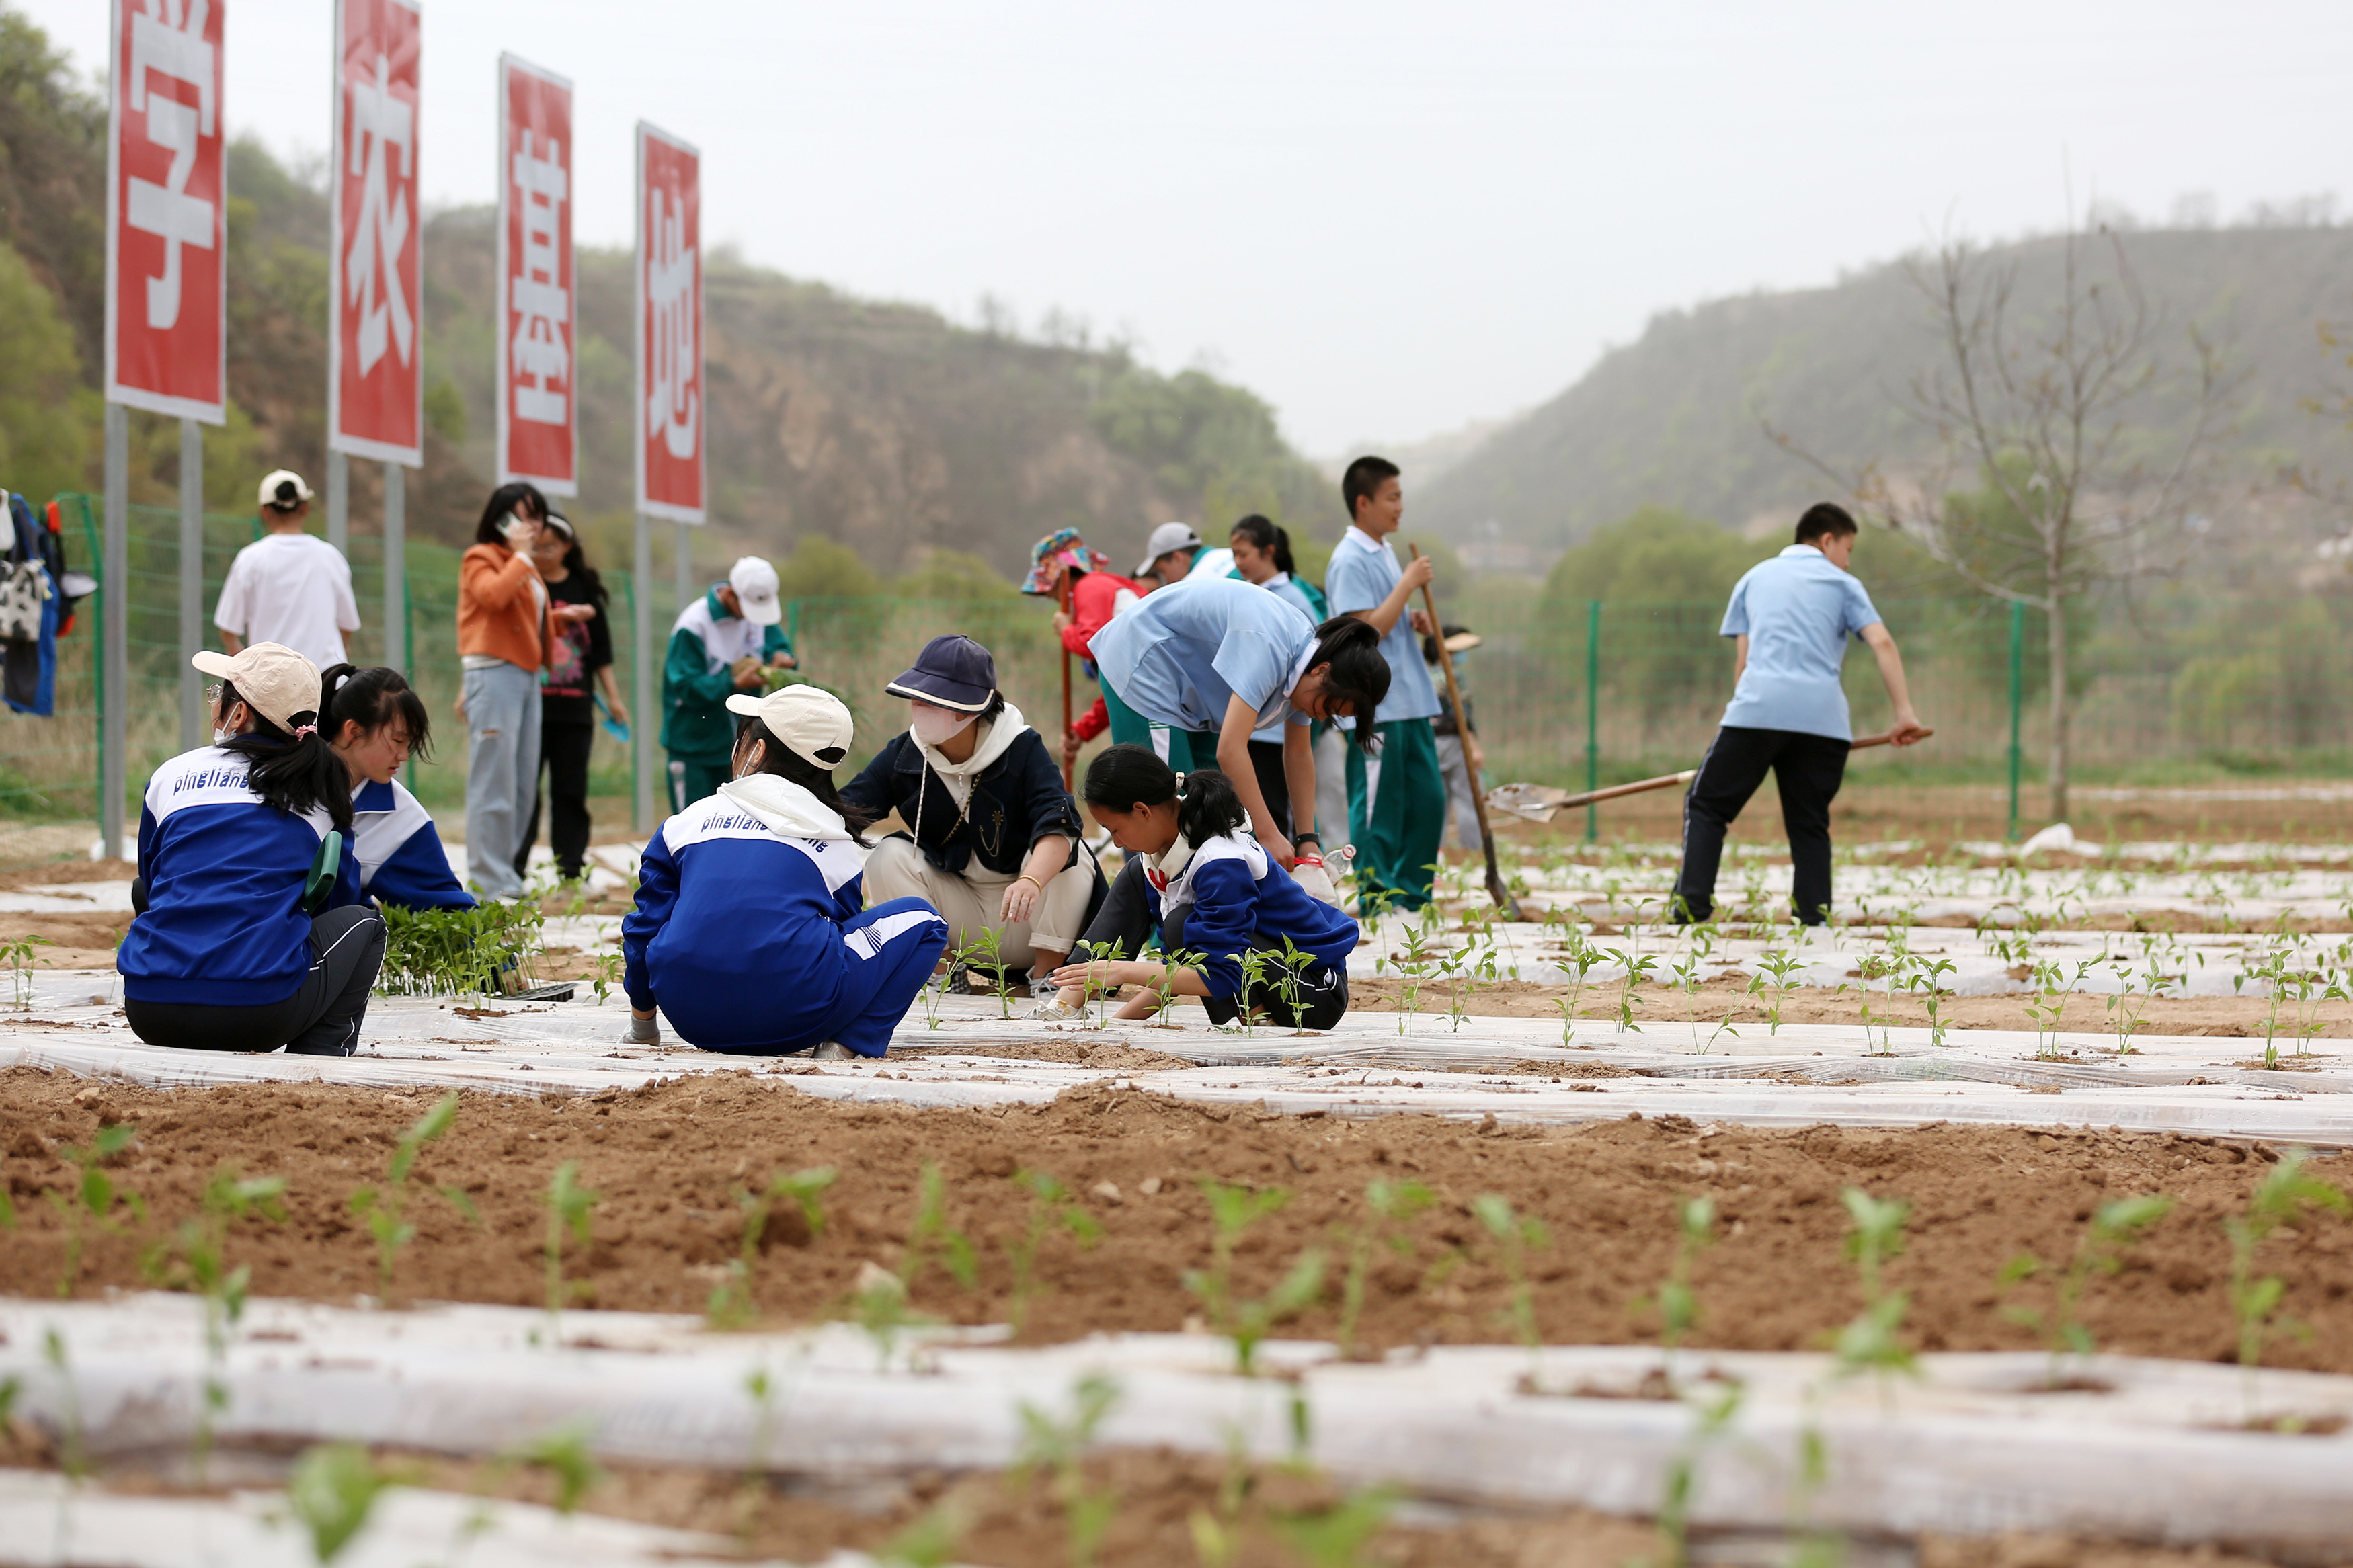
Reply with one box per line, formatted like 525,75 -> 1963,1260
1150,832 -> 1358,998
840,722 -> 1086,878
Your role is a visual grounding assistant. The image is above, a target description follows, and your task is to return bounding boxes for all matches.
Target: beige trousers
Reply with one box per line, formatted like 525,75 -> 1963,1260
862,835 -> 1092,968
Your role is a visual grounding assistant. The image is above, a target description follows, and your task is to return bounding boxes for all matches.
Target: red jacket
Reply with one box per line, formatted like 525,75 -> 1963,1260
1066,572 -> 1148,740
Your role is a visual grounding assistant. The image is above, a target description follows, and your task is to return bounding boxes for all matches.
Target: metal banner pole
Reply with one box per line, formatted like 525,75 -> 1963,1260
383,464 -> 406,672
674,521 -> 693,615
102,403 -> 129,860
634,513 -> 655,833
325,449 -> 349,552
178,417 -> 204,751
1584,599 -> 1601,845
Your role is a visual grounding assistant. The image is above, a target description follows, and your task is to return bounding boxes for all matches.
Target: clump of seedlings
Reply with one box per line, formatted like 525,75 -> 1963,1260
1998,1193 -> 2174,1388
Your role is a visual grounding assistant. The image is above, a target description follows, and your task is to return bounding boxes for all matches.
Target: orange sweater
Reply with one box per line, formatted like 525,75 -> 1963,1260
456,542 -> 548,670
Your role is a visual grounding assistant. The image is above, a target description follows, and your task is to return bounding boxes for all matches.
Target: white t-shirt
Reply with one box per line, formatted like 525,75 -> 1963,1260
213,533 -> 362,671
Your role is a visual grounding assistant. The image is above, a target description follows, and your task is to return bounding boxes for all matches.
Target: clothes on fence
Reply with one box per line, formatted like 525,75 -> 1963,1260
1088,575 -> 1320,739
460,660 -> 541,901
1673,725 -> 1850,926
118,745 -> 365,1009
660,587 -> 793,799
214,532 -> 362,673
1324,527 -> 1440,726
1716,544 -> 1883,741
351,778 -> 475,911
126,905 -> 385,1056
1076,829 -> 1356,1029
1343,716 -> 1443,912
1,493 -> 60,716
621,771 -> 948,1056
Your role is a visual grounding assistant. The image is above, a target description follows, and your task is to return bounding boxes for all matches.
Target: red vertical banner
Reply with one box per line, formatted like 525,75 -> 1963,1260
635,123 -> 703,522
329,0 -> 422,466
106,0 -> 228,423
497,54 -> 575,495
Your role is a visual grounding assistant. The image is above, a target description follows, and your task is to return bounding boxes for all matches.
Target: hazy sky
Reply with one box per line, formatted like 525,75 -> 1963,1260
30,0 -> 2351,455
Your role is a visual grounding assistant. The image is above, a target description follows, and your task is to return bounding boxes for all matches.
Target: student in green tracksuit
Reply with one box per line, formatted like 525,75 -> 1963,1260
662,556 -> 795,811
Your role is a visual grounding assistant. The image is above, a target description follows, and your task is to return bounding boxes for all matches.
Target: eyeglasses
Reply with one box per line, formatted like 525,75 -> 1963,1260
205,684 -> 223,707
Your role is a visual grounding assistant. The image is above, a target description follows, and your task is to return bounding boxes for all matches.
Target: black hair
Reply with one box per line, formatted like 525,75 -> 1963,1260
1306,616 -> 1392,752
475,481 -> 549,546
977,691 -> 1006,725
1229,513 -> 1295,576
263,476 -> 307,515
542,515 -> 608,609
1341,456 -> 1400,520
1082,743 -> 1248,849
731,715 -> 873,845
217,673 -> 354,832
1794,502 -> 1859,545
1420,622 -> 1472,666
325,665 -> 434,764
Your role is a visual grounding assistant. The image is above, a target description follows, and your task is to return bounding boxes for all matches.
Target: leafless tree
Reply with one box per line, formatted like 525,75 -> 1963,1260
1771,221 -> 2239,822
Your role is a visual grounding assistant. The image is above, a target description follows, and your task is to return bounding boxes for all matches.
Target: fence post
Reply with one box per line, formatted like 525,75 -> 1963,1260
1585,599 -> 1601,844
633,514 -> 654,833
2006,597 -> 2024,841
177,418 -> 204,751
325,449 -> 349,552
102,403 -> 128,860
383,463 -> 406,673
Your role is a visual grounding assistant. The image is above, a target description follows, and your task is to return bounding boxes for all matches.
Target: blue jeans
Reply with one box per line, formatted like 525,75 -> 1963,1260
462,661 -> 541,901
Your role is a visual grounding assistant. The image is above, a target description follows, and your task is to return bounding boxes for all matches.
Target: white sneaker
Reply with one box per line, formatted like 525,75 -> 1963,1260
1031,996 -> 1087,1024
811,1041 -> 852,1060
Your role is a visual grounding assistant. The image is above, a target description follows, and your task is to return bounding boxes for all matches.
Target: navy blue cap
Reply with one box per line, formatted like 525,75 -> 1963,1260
885,634 -> 998,713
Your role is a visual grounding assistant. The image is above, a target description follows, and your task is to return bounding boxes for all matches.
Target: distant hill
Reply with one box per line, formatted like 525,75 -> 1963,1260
1416,228 -> 2353,554
0,7 -> 1337,579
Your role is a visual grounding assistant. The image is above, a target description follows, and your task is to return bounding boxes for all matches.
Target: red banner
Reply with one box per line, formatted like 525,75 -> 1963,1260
329,0 -> 422,465
106,0 -> 227,423
497,54 -> 575,495
635,123 -> 703,522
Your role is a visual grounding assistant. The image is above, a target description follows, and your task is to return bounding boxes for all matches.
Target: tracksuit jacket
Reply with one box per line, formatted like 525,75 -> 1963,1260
350,778 -> 477,910
661,589 -> 794,763
1145,829 -> 1357,999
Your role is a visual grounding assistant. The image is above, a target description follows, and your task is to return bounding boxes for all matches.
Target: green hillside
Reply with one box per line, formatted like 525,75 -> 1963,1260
1417,228 -> 2353,552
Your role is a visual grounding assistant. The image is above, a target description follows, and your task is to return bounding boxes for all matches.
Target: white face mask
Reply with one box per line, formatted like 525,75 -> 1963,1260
212,728 -> 231,746
908,705 -> 978,747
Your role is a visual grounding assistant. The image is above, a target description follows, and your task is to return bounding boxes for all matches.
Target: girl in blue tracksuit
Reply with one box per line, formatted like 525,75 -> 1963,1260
326,665 -> 476,911
1047,745 -> 1357,1029
118,644 -> 383,1055
621,684 -> 949,1057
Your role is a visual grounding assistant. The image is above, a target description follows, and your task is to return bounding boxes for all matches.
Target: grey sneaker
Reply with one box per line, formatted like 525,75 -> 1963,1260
811,1041 -> 852,1060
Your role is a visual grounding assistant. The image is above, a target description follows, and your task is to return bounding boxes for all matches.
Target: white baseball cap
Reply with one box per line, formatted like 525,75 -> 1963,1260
725,683 -> 854,766
257,470 -> 313,511
1135,522 -> 1203,577
727,556 -> 783,626
191,643 -> 325,736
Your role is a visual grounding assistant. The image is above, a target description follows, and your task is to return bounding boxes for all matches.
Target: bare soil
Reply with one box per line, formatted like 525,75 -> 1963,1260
4,1068 -> 2351,1374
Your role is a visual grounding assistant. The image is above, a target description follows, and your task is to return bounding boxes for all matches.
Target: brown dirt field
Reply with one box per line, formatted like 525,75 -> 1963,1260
4,1069 -> 2351,1375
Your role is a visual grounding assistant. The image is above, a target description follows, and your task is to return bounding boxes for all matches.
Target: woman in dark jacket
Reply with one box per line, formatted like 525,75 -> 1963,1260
841,634 -> 1104,997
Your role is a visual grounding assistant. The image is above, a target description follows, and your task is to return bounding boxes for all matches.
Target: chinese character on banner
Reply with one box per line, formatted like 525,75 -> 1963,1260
635,123 -> 702,522
497,54 -> 575,495
329,0 -> 422,465
106,0 -> 227,422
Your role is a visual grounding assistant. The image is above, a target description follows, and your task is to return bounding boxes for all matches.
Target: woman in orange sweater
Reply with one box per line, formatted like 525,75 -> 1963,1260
457,482 -> 576,899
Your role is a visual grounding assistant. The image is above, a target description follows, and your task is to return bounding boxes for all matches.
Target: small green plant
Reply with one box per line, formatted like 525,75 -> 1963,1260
347,1091 -> 474,1298
1607,948 -> 1656,1032
50,1122 -> 141,1297
1005,1170 -> 1102,1336
1,933 -> 52,1007
1337,1178 -> 1433,1358
1750,948 -> 1804,1036
286,1443 -> 397,1565
1650,1378 -> 1745,1568
1907,956 -> 1959,1048
1275,934 -> 1313,1032
42,1327 -> 86,1479
542,1161 -> 601,1325
1273,1485 -> 1398,1568
142,1167 -> 288,1478
1471,1194 -> 1548,1360
2225,1148 -> 2349,1409
1014,1373 -> 1123,1568
878,1501 -> 970,1567
1234,948 -> 1270,1038
504,1421 -> 604,1514
1556,927 -> 1602,1041
847,1268 -> 936,1369
900,1161 -> 979,1294
1185,1180 -> 1324,1374
1670,952 -> 1706,1050
1998,1193 -> 2174,1388
967,925 -> 1014,1018
1831,1188 -> 1915,1398
1636,1196 -> 1717,1368
1393,924 -> 1439,1035
1074,937 -> 1128,1028
589,952 -> 621,1007
708,1166 -> 837,1328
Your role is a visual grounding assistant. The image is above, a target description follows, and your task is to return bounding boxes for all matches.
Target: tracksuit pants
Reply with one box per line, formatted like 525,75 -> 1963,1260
670,899 -> 949,1059
1344,717 -> 1443,913
666,754 -> 730,815
1076,858 -> 1349,1030
1672,725 -> 1850,925
517,717 -> 595,882
125,905 -> 387,1056
1100,681 -> 1205,773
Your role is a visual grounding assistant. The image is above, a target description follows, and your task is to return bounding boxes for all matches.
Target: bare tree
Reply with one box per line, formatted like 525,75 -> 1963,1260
1771,220 -> 2239,822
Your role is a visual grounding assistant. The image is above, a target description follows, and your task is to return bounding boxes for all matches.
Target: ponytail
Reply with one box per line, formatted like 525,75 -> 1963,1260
1230,513 -> 1295,577
1307,616 -> 1392,753
1174,768 -> 1248,848
327,665 -> 435,763
218,671 -> 354,831
1082,743 -> 1247,848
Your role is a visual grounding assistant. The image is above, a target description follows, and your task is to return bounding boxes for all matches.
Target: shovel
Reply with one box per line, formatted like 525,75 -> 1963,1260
1408,544 -> 1521,921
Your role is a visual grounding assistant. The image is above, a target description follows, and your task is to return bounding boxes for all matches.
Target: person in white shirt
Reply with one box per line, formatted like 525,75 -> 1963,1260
214,470 -> 362,673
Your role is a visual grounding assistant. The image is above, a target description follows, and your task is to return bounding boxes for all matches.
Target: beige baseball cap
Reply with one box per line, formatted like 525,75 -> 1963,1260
257,470 -> 313,511
725,683 -> 854,766
191,643 -> 325,736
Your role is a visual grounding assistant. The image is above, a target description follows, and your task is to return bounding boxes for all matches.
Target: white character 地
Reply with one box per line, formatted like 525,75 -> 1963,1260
645,183 -> 698,460
346,52 -> 415,376
124,0 -> 216,331
511,128 -> 569,425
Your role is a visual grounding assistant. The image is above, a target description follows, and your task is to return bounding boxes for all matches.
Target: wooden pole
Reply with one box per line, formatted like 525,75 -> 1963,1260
1057,572 -> 1074,790
1501,729 -> 1934,819
1408,543 -> 1519,920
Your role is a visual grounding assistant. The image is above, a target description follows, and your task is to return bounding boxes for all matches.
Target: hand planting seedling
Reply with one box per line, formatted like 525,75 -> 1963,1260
50,1121 -> 141,1298
708,1165 -> 837,1328
1832,1187 -> 1916,1400
2224,1147 -> 2349,1415
1472,1193 -> 1549,1366
141,1167 -> 287,1479
1005,1169 -> 1102,1336
1337,1178 -> 1434,1359
1014,1372 -> 1123,1568
542,1161 -> 601,1327
1998,1192 -> 2173,1389
1635,1196 -> 1716,1373
347,1091 -> 475,1298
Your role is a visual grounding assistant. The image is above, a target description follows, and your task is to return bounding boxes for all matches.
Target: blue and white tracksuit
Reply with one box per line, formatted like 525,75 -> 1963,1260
118,746 -> 363,1006
621,773 -> 949,1056
351,779 -> 477,911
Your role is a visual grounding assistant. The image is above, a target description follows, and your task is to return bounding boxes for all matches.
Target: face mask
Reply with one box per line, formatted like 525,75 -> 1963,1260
909,706 -> 978,747
212,728 -> 231,746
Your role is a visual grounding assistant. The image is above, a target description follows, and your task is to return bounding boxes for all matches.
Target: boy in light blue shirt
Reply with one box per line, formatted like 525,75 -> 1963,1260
1324,455 -> 1446,913
1672,503 -> 1926,925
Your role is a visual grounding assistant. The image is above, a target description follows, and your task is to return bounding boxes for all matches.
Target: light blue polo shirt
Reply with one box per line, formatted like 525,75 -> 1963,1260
1090,576 -> 1319,735
1323,528 -> 1441,725
1718,544 -> 1884,741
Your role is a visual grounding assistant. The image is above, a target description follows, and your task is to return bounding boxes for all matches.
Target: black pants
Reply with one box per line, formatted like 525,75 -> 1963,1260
516,718 -> 595,881
1672,725 -> 1849,925
1245,740 -> 1293,843
125,905 -> 387,1056
1076,857 -> 1349,1029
